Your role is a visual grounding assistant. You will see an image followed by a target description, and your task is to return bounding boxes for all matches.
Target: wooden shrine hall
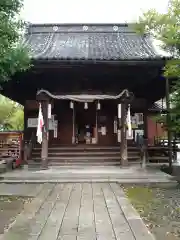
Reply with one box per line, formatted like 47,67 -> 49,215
0,23 -> 170,168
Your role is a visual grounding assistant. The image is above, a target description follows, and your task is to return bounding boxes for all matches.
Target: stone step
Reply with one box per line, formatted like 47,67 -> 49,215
32,151 -> 140,156
0,178 -> 174,183
0,172 -> 173,182
28,162 -> 122,167
32,155 -> 140,161
28,161 -> 143,166
33,146 -> 139,152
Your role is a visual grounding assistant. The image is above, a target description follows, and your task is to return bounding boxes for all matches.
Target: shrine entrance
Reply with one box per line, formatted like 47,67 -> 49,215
74,102 -> 97,144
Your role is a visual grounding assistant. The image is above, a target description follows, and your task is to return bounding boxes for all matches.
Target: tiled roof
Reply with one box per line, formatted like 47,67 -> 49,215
148,99 -> 167,112
23,23 -> 168,61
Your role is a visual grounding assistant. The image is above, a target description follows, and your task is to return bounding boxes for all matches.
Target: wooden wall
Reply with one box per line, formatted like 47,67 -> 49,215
147,117 -> 167,145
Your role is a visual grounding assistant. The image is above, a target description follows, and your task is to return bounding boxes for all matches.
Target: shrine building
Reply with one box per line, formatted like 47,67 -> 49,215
1,23 -> 169,167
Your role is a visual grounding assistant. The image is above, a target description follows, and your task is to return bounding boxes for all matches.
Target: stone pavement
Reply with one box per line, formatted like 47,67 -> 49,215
0,165 -> 175,183
0,183 -> 155,240
0,183 -> 43,197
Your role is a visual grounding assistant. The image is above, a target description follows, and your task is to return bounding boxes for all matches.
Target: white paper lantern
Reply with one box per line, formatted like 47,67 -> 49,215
84,102 -> 88,109
118,104 -> 121,119
97,102 -> 101,110
48,104 -> 51,119
70,101 -> 74,109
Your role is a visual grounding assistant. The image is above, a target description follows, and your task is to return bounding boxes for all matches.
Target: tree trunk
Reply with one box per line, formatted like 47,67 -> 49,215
165,77 -> 173,168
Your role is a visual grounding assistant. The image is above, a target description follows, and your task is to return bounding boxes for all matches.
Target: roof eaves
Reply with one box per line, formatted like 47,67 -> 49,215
32,57 -> 167,63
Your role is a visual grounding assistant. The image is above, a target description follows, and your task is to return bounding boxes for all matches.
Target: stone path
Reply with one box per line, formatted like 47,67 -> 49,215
0,183 -> 155,240
0,165 -> 174,184
0,183 -> 43,197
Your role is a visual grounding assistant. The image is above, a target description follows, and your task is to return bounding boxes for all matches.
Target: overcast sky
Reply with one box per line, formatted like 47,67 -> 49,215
21,0 -> 169,24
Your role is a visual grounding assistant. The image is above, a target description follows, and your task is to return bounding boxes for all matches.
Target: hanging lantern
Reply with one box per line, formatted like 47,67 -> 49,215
70,101 -> 74,109
84,102 -> 88,109
97,101 -> 101,110
118,104 -> 121,119
48,104 -> 52,119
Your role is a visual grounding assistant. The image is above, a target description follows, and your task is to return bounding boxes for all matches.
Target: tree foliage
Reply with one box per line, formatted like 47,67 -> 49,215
0,95 -> 24,131
0,0 -> 30,81
136,0 -> 180,133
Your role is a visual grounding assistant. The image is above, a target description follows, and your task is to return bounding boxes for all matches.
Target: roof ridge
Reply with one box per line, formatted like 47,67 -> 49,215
28,23 -> 132,27
27,23 -> 137,34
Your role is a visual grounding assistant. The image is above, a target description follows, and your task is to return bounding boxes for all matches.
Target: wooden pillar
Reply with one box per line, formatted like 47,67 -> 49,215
23,102 -> 28,141
37,92 -> 49,169
41,100 -> 49,169
95,102 -> 98,144
120,103 -> 128,166
23,102 -> 28,163
142,109 -> 148,168
72,102 -> 75,144
165,77 -> 173,168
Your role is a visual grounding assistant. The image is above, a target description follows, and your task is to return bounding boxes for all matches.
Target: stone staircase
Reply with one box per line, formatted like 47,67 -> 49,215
31,145 -> 141,166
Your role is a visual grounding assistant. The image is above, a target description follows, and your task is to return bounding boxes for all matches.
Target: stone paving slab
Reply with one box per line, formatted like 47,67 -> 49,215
0,178 -> 176,184
0,184 -> 43,197
0,166 -> 174,184
0,165 -> 171,179
0,183 -> 155,240
111,183 -> 155,240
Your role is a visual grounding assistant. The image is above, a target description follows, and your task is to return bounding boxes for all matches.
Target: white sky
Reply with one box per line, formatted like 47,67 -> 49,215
21,0 -> 169,24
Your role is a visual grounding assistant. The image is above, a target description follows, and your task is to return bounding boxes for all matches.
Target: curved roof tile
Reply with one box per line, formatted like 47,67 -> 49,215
23,23 -> 169,61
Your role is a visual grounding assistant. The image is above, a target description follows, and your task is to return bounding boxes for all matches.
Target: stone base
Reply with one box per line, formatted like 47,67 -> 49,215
172,164 -> 180,176
161,164 -> 180,182
121,159 -> 129,166
41,159 -> 49,170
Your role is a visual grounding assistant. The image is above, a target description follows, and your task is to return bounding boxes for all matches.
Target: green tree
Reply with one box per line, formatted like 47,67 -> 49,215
0,0 -> 30,81
8,106 -> 24,130
136,0 -> 180,133
0,95 -> 24,130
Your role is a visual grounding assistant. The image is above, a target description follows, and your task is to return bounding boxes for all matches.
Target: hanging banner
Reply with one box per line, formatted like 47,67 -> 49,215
36,103 -> 44,144
135,113 -> 144,125
126,130 -> 133,140
51,115 -> 55,122
131,116 -> 138,129
54,120 -> 58,138
48,104 -> 51,119
101,126 -> 106,136
126,104 -> 132,137
114,119 -> 117,133
118,104 -> 121,119
117,129 -> 121,142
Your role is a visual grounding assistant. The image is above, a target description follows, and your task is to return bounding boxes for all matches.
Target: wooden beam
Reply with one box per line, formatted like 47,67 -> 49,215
36,92 -> 49,101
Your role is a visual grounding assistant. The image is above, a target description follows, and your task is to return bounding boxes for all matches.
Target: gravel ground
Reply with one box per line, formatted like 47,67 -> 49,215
0,196 -> 32,235
122,183 -> 180,240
